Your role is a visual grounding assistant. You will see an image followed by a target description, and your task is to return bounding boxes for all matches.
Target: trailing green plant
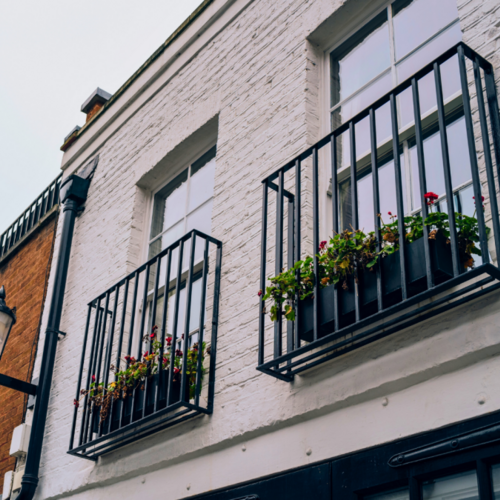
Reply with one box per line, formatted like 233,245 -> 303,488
260,192 -> 488,322
74,325 -> 208,424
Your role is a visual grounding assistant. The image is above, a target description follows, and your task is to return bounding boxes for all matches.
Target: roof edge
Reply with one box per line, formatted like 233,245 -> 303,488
60,0 -> 216,151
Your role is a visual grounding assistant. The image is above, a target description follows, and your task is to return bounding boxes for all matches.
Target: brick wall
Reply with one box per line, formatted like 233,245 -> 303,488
0,212 -> 58,491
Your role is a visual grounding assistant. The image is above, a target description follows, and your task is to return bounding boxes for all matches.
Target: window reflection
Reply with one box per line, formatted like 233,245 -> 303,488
393,0 -> 459,61
422,471 -> 479,500
331,11 -> 390,108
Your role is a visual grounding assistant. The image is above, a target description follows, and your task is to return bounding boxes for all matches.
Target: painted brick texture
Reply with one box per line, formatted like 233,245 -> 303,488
31,0 -> 500,499
0,213 -> 57,491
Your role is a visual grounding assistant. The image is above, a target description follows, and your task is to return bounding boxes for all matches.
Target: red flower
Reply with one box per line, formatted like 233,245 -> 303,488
150,332 -> 155,339
91,375 -> 96,383
129,357 -> 136,364
174,367 -> 180,375
175,349 -> 183,357
257,289 -> 263,297
319,241 -> 327,250
166,337 -> 172,346
163,357 -> 168,364
144,351 -> 149,357
388,211 -> 392,216
424,192 -> 439,205
73,399 -> 79,408
473,196 -> 485,202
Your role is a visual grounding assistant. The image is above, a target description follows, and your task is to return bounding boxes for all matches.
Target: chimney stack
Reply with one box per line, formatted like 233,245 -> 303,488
81,87 -> 112,123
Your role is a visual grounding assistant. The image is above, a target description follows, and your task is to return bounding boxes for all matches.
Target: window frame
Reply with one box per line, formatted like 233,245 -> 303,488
324,0 -> 461,129
146,144 -> 217,260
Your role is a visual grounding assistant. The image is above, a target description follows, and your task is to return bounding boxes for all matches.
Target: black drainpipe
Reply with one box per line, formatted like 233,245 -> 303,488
17,174 -> 91,500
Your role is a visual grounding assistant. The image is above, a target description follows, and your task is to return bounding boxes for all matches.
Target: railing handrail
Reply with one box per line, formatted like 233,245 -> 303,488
0,173 -> 63,257
262,42 -> 491,184
88,229 -> 222,305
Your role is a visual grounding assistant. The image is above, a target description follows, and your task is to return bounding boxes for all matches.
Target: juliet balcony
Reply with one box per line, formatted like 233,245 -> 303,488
257,43 -> 500,381
68,230 -> 222,459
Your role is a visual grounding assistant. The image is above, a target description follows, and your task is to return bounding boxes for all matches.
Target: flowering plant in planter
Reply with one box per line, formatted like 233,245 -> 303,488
261,192 -> 488,322
75,325 -> 208,424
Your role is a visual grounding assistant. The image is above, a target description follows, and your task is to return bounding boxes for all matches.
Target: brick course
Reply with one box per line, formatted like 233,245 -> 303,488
0,213 -> 57,491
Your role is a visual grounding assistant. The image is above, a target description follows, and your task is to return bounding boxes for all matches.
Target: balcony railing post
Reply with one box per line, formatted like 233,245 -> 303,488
369,109 -> 384,312
155,249 -> 172,413
207,242 -> 223,412
258,181 -> 268,365
433,66 -> 461,277
457,44 -> 490,264
103,285 -> 120,436
414,75 -> 444,283
312,147 -> 320,340
194,239 -> 209,407
349,123 -> 361,322
69,304 -> 92,450
167,240 -> 184,407
138,265 -> 151,419
390,93 -> 408,300
294,160 -> 301,348
180,233 -> 197,402
473,57 -> 500,262
286,195 -> 295,356
275,170 -> 284,356
81,298 -> 101,445
330,136 -> 340,330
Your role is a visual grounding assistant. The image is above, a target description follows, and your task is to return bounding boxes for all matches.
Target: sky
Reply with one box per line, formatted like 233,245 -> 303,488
0,0 -> 203,234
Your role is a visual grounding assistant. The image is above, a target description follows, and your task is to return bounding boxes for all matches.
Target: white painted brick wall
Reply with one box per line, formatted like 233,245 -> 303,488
30,0 -> 500,498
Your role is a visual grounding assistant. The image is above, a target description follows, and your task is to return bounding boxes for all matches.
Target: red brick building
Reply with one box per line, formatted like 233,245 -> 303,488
0,175 -> 61,492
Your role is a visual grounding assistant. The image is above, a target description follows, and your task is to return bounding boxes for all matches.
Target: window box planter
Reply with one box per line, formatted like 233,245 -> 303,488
92,371 -> 191,435
298,232 -> 455,342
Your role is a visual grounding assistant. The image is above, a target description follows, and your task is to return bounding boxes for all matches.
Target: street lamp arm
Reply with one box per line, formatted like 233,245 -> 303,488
0,373 -> 37,395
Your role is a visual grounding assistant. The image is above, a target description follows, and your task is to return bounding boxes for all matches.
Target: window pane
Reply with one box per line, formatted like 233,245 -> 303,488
396,23 -> 462,83
378,154 -> 408,219
150,169 -> 188,242
188,156 -> 216,213
331,11 -> 390,107
187,199 -> 213,235
358,173 -> 374,233
365,487 -> 409,500
393,0 -> 459,61
491,463 -> 500,500
448,115 -> 472,189
422,471 -> 479,500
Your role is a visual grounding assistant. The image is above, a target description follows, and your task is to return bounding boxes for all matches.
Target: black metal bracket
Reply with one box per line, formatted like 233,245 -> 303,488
0,373 -> 37,395
388,421 -> 500,467
57,330 -> 67,340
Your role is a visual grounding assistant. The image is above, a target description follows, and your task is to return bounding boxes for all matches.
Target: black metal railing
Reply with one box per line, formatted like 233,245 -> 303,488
68,229 -> 222,459
258,43 -> 500,381
0,174 -> 62,259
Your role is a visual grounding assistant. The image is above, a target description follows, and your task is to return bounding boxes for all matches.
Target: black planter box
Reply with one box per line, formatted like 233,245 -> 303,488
93,371 -> 189,435
298,233 -> 455,342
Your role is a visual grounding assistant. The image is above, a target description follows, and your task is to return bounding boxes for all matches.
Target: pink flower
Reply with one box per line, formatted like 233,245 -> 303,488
319,241 -> 327,250
257,289 -> 263,297
150,332 -> 155,339
388,211 -> 392,216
